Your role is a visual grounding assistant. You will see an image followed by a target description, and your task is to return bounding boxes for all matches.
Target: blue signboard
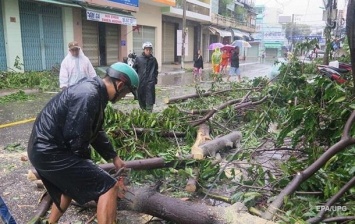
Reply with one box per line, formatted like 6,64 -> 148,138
107,0 -> 139,7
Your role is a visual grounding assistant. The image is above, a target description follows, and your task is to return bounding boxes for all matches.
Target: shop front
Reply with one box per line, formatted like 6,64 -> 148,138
82,7 -> 136,66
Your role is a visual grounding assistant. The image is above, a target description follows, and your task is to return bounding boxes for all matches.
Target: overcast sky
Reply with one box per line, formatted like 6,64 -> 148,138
255,0 -> 348,26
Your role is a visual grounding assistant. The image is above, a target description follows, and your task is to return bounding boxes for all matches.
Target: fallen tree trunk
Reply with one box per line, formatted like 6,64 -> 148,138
117,186 -> 275,224
28,157 -> 168,180
263,111 -> 355,220
193,131 -> 242,159
185,168 -> 200,192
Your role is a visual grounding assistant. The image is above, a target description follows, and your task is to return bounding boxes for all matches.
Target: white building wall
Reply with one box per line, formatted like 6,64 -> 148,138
3,0 -> 23,71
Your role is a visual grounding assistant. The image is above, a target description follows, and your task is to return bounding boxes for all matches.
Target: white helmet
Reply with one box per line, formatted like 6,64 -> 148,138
142,42 -> 153,49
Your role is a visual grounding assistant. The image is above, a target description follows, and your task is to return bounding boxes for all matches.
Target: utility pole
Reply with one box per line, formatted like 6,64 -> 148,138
181,0 -> 187,69
323,0 -> 337,65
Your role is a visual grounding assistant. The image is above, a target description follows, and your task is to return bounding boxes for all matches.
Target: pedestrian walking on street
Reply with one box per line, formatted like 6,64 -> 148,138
220,49 -> 230,75
211,47 -> 222,81
59,41 -> 97,90
227,46 -> 241,82
133,42 -> 159,112
28,62 -> 139,224
193,49 -> 204,82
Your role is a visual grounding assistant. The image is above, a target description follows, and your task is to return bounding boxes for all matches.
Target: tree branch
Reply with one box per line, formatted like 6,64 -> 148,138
307,176 -> 355,223
263,111 -> 355,220
322,216 -> 355,223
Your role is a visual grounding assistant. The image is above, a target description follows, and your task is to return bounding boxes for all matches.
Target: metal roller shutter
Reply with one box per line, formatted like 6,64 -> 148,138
19,1 -> 64,71
105,24 -> 119,65
162,22 -> 174,63
133,25 -> 155,55
82,19 -> 99,66
186,25 -> 194,62
247,43 -> 259,59
0,0 -> 6,71
265,48 -> 277,59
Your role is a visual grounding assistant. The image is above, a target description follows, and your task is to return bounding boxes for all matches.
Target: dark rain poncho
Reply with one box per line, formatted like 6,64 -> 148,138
27,77 -> 117,210
133,53 -> 158,106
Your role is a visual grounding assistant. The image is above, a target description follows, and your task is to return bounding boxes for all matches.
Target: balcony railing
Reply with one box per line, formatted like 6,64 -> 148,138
175,0 -> 210,17
235,0 -> 255,7
211,13 -> 256,33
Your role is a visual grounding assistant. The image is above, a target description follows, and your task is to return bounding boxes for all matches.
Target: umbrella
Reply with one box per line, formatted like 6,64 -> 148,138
208,42 -> 224,50
221,44 -> 235,51
231,40 -> 252,48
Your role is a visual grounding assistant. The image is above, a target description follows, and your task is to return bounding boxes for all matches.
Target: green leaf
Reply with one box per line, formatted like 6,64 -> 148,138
334,96 -> 346,103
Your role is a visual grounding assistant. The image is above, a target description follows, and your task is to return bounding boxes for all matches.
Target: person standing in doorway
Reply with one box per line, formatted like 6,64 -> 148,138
227,46 -> 241,82
59,41 -> 97,90
193,50 -> 204,82
133,42 -> 159,112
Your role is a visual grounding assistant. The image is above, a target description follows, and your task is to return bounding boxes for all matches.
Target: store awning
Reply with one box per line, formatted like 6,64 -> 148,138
84,7 -> 137,26
209,26 -> 232,37
33,0 -> 81,8
264,43 -> 282,49
232,29 -> 252,40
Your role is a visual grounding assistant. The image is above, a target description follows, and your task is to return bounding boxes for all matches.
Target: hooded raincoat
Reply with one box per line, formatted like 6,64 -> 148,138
27,77 -> 117,210
211,48 -> 222,65
211,48 -> 222,73
59,48 -> 97,89
133,52 -> 158,108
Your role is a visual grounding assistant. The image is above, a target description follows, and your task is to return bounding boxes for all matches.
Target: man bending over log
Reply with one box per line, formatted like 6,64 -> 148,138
27,63 -> 139,224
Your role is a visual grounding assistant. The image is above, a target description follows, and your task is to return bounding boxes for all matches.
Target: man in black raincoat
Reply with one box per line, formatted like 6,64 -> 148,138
27,62 -> 139,224
133,42 -> 159,112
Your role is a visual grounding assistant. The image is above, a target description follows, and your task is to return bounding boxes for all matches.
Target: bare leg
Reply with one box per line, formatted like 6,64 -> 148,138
48,194 -> 72,223
97,181 -> 120,224
237,75 -> 241,82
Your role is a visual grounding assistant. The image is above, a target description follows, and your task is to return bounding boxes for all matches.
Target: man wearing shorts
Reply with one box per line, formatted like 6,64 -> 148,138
227,46 -> 241,82
27,62 -> 139,223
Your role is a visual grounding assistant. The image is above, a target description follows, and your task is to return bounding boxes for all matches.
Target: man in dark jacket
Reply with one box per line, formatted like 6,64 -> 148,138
133,42 -> 159,112
227,46 -> 241,82
27,62 -> 139,223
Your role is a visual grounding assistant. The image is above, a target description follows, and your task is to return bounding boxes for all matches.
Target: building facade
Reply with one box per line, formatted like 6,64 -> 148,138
255,5 -> 284,59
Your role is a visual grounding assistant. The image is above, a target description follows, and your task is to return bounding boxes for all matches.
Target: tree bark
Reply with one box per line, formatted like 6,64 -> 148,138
117,186 -> 275,224
191,123 -> 212,159
28,157 -> 168,180
193,131 -> 242,160
185,168 -> 200,192
263,111 -> 355,220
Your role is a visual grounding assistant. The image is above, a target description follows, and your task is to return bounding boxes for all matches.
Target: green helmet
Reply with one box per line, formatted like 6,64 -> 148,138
106,62 -> 139,99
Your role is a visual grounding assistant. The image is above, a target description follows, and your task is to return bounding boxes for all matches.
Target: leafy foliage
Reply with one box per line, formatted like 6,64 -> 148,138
0,90 -> 35,104
0,71 -> 59,91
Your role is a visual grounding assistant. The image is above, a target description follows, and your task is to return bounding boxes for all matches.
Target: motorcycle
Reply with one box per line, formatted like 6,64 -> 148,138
123,52 -> 136,67
317,62 -> 352,84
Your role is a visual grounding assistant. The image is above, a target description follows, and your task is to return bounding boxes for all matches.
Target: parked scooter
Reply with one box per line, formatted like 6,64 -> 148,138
317,62 -> 352,84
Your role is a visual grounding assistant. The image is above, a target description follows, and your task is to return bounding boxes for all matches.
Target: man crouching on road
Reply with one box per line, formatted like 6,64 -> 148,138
27,62 -> 139,223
